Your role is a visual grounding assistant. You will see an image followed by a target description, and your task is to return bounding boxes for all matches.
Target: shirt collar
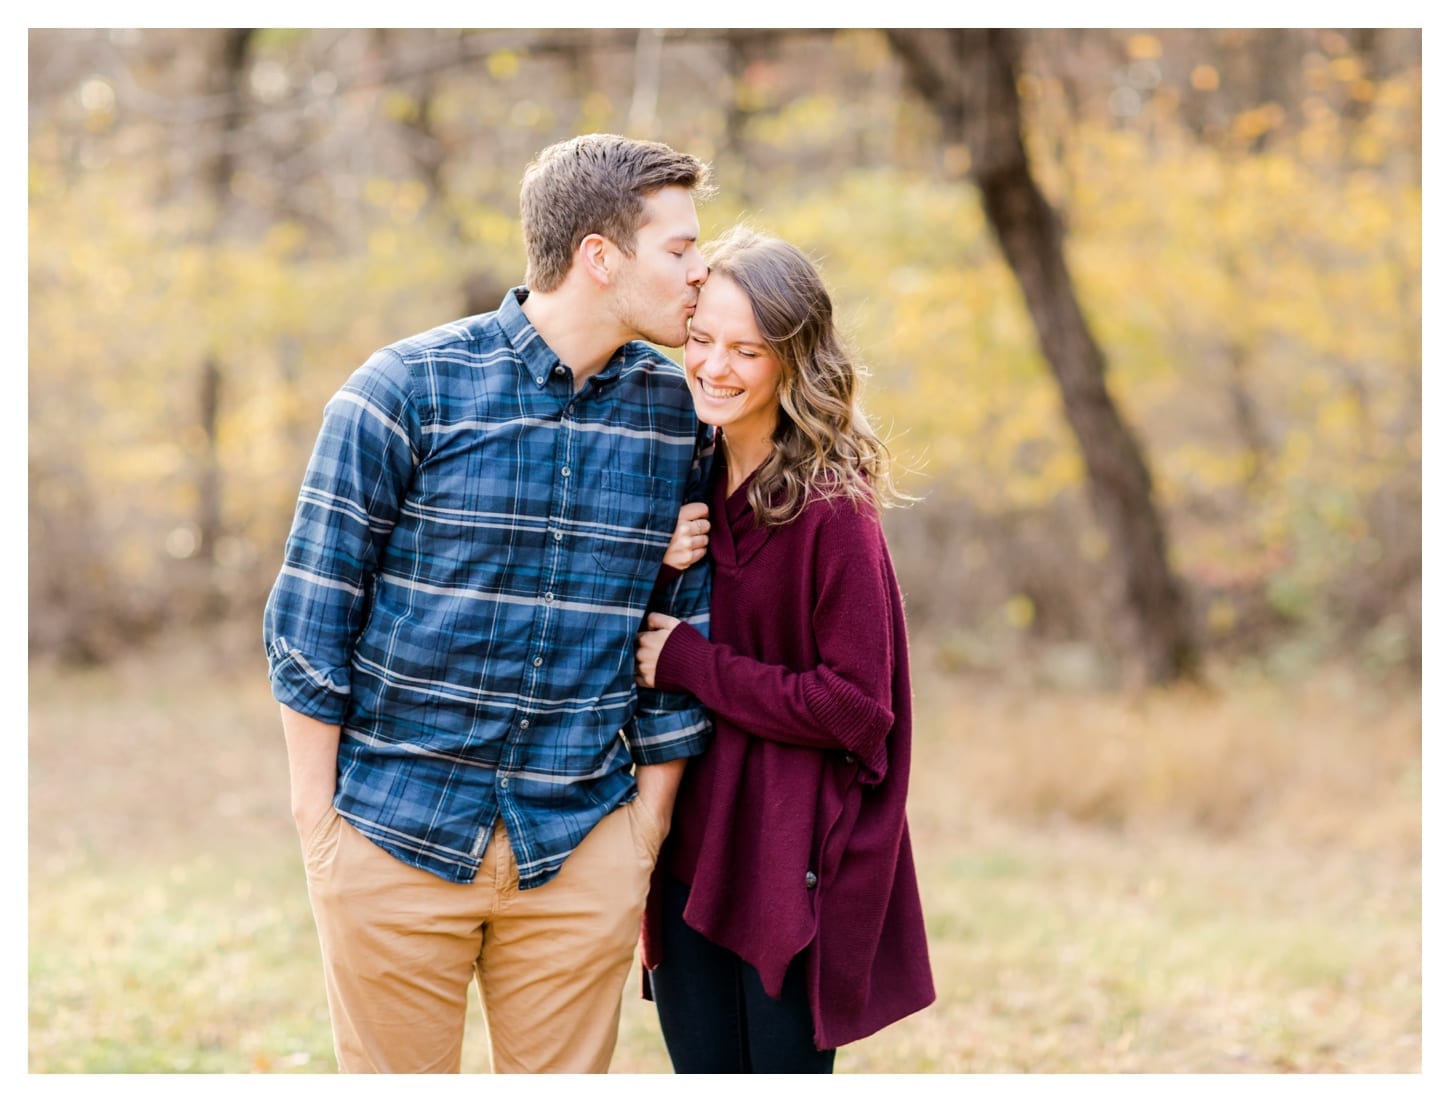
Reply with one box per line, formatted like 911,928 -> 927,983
496,286 -> 630,392
496,286 -> 561,390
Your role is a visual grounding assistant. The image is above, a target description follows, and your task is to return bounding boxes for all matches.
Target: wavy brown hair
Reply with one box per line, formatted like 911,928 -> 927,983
703,225 -> 911,527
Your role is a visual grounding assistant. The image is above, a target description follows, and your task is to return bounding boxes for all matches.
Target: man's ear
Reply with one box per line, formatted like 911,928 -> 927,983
578,233 -> 614,287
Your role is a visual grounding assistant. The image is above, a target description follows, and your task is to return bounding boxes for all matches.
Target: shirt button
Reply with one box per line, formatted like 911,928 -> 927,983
561,465 -> 571,477
805,871 -> 818,890
533,656 -> 543,667
544,592 -> 554,603
553,364 -> 566,376
535,375 -> 545,385
552,530 -> 563,541
843,752 -> 856,765
499,776 -> 510,789
519,719 -> 530,729
566,403 -> 575,415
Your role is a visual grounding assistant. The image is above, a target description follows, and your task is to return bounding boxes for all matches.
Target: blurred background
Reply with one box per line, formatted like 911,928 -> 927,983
28,27 -> 1421,1074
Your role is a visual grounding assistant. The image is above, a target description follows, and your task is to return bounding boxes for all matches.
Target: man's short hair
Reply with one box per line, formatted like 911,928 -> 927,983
520,134 -> 712,293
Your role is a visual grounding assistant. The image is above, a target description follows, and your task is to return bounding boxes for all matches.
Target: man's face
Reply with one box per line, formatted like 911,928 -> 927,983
608,185 -> 707,348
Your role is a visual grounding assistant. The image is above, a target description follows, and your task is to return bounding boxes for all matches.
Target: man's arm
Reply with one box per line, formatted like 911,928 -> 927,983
263,349 -> 419,834
631,499 -> 711,824
629,559 -> 712,824
633,758 -> 687,828
281,704 -> 341,838
625,420 -> 715,783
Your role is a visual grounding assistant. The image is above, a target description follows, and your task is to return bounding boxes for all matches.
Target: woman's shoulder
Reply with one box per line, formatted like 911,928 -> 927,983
797,474 -> 887,544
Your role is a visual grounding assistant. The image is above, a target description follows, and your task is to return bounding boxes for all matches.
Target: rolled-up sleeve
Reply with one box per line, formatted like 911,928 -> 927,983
262,349 -> 419,723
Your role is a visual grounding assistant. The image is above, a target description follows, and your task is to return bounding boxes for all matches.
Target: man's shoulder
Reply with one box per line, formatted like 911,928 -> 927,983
382,312 -> 507,361
613,343 -> 693,420
618,342 -> 688,384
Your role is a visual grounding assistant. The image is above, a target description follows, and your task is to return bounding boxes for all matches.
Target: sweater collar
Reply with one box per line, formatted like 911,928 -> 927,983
714,462 -> 773,568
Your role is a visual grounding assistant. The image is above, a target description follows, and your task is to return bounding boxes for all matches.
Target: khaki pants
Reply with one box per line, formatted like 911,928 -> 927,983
301,801 -> 666,1073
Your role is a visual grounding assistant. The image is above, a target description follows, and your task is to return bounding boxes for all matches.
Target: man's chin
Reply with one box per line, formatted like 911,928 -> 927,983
641,325 -> 688,349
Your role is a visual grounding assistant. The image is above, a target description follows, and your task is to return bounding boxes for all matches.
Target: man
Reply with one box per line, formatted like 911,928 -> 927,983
263,134 -> 714,1073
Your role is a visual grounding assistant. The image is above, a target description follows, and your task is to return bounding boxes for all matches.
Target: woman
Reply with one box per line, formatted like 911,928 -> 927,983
635,226 -> 934,1073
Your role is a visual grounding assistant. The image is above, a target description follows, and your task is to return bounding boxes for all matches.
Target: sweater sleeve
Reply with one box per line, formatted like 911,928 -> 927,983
652,499 -> 896,781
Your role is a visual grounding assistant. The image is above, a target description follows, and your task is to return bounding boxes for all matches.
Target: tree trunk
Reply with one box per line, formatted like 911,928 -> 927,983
887,28 -> 1199,684
627,27 -> 665,137
194,28 -> 254,608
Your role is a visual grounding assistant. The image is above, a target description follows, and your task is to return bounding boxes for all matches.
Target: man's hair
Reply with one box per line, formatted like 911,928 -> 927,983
520,134 -> 712,293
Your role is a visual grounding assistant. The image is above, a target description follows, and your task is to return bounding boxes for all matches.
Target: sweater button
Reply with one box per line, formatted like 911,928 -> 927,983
805,871 -> 818,890
842,752 -> 856,765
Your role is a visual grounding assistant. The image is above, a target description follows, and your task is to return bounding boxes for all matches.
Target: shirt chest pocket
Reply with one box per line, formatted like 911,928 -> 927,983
589,471 -> 675,575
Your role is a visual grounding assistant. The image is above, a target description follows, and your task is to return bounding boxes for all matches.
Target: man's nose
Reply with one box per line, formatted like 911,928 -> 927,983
687,256 -> 708,287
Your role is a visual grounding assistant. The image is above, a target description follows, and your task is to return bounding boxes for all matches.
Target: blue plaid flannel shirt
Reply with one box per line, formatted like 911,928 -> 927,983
263,288 -> 713,886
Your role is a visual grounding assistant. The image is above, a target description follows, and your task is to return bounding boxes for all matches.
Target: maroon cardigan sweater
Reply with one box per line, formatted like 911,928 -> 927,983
641,469 -> 935,1050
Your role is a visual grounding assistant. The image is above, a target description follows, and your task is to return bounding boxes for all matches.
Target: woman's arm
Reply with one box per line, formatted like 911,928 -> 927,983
638,504 -> 899,777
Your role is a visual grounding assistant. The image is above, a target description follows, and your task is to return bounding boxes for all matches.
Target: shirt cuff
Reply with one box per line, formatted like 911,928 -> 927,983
627,695 -> 712,764
266,641 -> 352,725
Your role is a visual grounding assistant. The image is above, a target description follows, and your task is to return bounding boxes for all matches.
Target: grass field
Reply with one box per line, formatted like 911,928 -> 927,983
27,627 -> 1422,1074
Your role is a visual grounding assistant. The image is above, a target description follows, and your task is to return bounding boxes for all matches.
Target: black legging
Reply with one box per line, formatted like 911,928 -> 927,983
648,875 -> 837,1074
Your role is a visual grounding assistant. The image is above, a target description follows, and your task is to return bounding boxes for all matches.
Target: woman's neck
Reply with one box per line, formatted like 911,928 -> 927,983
720,432 -> 772,496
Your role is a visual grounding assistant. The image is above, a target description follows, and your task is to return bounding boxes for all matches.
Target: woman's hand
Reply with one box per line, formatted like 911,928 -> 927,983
635,612 -> 682,688
662,502 -> 710,571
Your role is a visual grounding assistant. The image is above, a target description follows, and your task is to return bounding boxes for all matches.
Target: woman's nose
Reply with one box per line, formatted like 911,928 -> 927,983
700,348 -> 730,377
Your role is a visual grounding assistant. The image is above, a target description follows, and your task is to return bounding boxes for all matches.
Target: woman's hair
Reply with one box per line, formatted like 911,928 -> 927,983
703,224 -> 912,527
520,134 -> 712,293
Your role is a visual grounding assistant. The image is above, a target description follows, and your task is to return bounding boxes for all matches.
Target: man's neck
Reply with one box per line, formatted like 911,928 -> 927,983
520,285 -> 630,389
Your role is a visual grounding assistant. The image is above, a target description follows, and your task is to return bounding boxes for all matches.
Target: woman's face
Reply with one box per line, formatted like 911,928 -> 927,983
683,274 -> 783,446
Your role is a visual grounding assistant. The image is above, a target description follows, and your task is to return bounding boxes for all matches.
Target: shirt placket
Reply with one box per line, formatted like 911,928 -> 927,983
498,365 -> 574,836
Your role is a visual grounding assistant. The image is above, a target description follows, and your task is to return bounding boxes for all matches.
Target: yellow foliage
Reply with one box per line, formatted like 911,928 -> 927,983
1352,132 -> 1387,166
1004,594 -> 1036,629
752,95 -> 847,147
382,90 -> 418,124
264,222 -> 308,257
1316,393 -> 1365,437
1329,57 -> 1363,83
1207,597 -> 1238,633
1126,34 -> 1162,60
486,50 -> 520,80
1231,104 -> 1285,144
1377,77 -> 1416,109
363,178 -> 395,207
367,226 -> 400,258
578,92 -> 613,131
26,63 -> 1419,625
1190,65 -> 1220,92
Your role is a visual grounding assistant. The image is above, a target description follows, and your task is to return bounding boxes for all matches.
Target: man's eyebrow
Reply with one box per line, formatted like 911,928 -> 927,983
666,232 -> 699,243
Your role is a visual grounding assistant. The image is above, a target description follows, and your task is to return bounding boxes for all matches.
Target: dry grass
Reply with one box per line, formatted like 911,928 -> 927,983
908,645 -> 1421,854
27,627 -> 1422,1073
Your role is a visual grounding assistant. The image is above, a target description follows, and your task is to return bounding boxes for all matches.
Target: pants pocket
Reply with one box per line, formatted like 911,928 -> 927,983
625,797 -> 666,865
301,806 -> 343,881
